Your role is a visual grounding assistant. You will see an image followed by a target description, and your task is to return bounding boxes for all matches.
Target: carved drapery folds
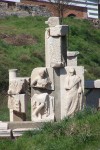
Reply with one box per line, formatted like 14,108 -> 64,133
64,68 -> 83,117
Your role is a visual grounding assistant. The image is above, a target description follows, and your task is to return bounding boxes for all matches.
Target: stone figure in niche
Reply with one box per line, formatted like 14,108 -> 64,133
65,68 -> 83,117
31,93 -> 54,121
31,68 -> 52,89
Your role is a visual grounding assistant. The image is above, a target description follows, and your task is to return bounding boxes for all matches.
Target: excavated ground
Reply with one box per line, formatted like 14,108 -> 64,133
0,33 -> 37,46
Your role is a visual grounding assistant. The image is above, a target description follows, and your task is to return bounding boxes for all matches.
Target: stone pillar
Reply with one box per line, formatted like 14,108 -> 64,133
8,69 -> 29,122
9,69 -> 18,81
45,17 -> 68,68
9,69 -> 17,122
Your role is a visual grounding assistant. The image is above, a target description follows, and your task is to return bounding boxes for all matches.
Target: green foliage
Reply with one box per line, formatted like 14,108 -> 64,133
0,16 -> 46,91
0,109 -> 100,150
63,18 -> 100,79
0,16 -> 100,91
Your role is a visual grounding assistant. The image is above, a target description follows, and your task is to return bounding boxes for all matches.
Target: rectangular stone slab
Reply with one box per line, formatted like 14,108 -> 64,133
50,25 -> 68,36
8,94 -> 27,113
8,121 -> 43,130
60,66 -> 84,119
0,122 -> 8,130
0,129 -> 12,138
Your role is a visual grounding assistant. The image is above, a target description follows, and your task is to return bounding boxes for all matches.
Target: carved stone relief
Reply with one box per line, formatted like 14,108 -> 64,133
31,67 -> 54,90
8,94 -> 27,113
64,68 -> 83,117
60,66 -> 84,119
31,93 -> 54,122
8,79 -> 28,95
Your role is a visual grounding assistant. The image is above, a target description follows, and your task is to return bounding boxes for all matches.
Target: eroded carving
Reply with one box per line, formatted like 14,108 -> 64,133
45,17 -> 68,68
65,68 -> 83,117
8,79 -> 28,95
31,93 -> 54,122
31,68 -> 52,90
8,95 -> 21,112
8,94 -> 27,113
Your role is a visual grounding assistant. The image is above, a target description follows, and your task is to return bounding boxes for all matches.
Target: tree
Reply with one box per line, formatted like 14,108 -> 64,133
48,0 -> 72,21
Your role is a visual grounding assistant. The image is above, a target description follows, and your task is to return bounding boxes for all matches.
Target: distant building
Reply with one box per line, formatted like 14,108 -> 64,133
1,0 -> 100,19
37,0 -> 100,19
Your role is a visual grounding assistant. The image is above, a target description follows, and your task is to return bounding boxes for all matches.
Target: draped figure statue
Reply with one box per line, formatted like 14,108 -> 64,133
65,68 -> 83,117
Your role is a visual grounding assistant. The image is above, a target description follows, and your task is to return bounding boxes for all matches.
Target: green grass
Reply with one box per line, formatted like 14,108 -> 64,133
0,108 -> 100,150
0,16 -> 100,93
0,16 -> 46,91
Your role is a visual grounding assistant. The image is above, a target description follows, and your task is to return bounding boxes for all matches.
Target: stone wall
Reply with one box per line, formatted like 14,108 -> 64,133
0,1 -> 87,19
21,1 -> 87,19
0,2 -> 51,18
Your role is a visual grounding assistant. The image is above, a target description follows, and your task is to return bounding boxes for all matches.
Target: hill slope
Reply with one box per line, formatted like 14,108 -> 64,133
0,16 -> 100,91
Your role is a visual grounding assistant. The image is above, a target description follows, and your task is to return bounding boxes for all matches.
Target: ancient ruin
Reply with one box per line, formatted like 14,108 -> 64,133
7,17 -> 84,123
1,16 -> 100,139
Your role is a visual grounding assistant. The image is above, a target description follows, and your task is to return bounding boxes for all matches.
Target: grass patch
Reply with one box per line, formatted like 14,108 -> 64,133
0,109 -> 100,150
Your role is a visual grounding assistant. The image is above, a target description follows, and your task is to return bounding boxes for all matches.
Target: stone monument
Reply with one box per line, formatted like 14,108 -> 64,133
31,17 -> 84,122
8,17 -> 84,122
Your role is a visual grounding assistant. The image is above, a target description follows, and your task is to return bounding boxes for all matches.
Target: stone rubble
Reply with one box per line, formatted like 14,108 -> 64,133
0,2 -> 51,18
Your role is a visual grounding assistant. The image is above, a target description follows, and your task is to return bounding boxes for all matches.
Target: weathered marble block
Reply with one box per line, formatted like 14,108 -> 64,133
8,94 -> 27,113
67,51 -> 79,66
50,25 -> 68,36
0,122 -> 8,130
31,93 -> 54,122
31,67 -> 54,90
8,78 -> 28,95
45,17 -> 61,27
60,66 -> 84,119
45,33 -> 65,68
45,17 -> 68,68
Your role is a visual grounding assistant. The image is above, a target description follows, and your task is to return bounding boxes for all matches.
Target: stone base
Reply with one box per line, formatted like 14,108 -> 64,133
8,121 -> 43,129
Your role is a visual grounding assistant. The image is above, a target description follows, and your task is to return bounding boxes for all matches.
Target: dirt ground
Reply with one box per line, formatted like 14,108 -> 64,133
0,33 -> 37,46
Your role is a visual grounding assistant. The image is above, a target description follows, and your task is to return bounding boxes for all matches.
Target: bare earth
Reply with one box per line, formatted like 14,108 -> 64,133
0,33 -> 37,46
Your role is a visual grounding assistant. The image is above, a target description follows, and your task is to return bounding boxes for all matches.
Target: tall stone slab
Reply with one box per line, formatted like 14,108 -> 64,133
31,67 -> 55,122
60,66 -> 84,119
45,17 -> 68,68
